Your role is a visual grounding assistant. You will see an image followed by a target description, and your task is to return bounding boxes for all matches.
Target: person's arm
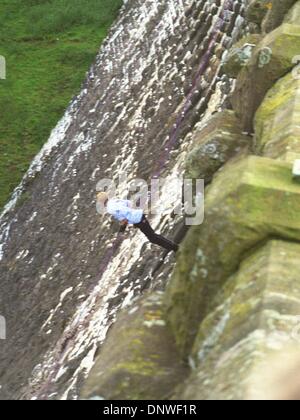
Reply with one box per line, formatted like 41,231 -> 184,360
109,200 -> 131,231
117,204 -> 129,231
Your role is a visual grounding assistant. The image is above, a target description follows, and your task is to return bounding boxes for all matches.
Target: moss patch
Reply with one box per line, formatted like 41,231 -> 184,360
231,23 -> 300,131
185,110 -> 249,183
255,71 -> 300,160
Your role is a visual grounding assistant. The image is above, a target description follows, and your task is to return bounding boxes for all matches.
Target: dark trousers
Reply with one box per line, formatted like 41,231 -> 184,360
134,215 -> 178,252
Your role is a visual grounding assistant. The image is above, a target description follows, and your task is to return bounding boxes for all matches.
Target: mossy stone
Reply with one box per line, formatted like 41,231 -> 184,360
262,0 -> 297,33
222,34 -> 262,78
246,0 -> 270,26
255,71 -> 300,160
81,292 -> 188,400
165,156 -> 300,357
175,240 -> 300,400
232,23 -> 300,132
185,110 -> 249,183
285,0 -> 300,24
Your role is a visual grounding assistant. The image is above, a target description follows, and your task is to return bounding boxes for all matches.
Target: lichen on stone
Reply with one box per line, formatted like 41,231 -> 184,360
258,47 -> 272,68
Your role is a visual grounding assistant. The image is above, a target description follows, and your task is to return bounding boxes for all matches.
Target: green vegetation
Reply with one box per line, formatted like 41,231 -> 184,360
0,0 -> 122,209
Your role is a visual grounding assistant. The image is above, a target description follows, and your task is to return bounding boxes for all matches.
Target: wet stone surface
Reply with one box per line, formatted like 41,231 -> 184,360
0,0 -> 247,400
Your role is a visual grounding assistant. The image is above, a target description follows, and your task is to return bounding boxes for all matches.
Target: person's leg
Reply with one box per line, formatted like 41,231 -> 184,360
135,215 -> 178,252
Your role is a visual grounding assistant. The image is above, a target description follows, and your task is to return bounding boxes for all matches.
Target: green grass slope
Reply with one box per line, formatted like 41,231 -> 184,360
0,0 -> 122,209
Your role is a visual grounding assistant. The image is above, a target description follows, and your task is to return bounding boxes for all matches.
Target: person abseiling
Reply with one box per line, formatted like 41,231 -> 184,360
97,192 -> 178,253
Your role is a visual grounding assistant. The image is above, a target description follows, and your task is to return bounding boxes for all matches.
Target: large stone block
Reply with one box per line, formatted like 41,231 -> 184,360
246,0 -> 271,26
81,292 -> 187,400
247,346 -> 300,400
231,23 -> 300,131
222,34 -> 262,78
255,72 -> 300,161
174,240 -> 300,400
185,110 -> 249,183
165,156 -> 300,356
262,0 -> 297,33
246,0 -> 297,32
284,0 -> 300,24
